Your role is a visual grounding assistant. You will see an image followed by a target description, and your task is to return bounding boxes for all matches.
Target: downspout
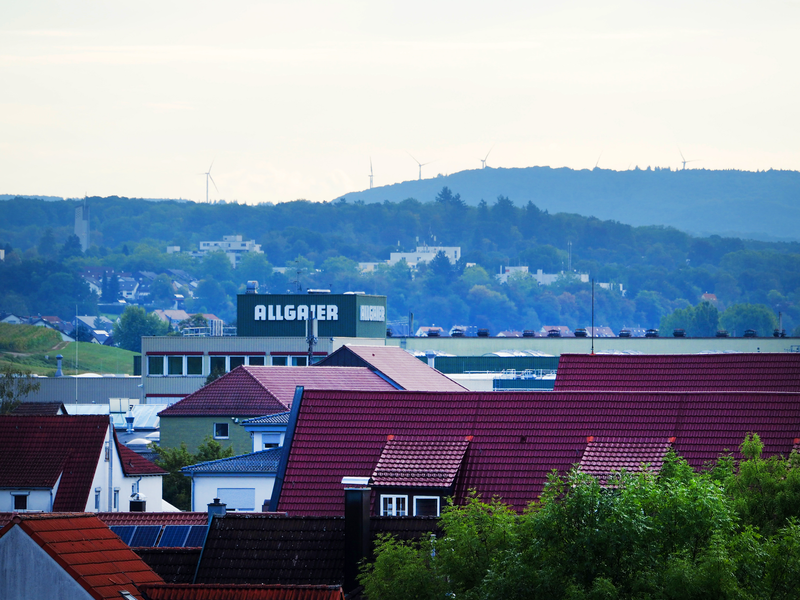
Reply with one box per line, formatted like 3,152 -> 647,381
268,386 -> 304,512
108,418 -> 114,511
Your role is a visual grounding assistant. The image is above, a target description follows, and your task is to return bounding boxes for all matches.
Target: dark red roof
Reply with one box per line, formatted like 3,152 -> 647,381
135,548 -> 202,584
140,584 -> 345,600
11,402 -> 68,415
371,437 -> 470,487
316,345 -> 467,391
0,513 -> 163,600
277,390 -> 800,516
579,437 -> 673,484
159,366 -> 394,417
115,432 -> 167,476
0,415 -> 109,511
99,513 -> 210,527
554,353 -> 800,392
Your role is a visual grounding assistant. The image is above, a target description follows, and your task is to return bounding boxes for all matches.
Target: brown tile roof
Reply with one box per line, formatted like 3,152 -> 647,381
140,583 -> 345,600
554,353 -> 800,392
115,431 -> 167,476
99,513 -> 210,527
11,402 -> 68,415
159,366 -> 395,417
0,513 -> 163,600
316,345 -> 467,391
0,415 -> 109,511
134,548 -> 202,584
276,390 -> 800,516
371,437 -> 470,487
579,437 -> 674,484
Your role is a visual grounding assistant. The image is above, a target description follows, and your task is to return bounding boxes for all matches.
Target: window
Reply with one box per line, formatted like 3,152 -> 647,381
248,356 -> 265,366
95,488 -> 101,510
381,495 -> 408,516
292,356 -> 307,366
187,356 -> 203,375
13,493 -> 28,511
210,356 -> 226,374
168,356 -> 184,375
113,489 -> 120,511
217,487 -> 256,511
148,355 -> 164,375
271,356 -> 288,366
262,433 -> 281,449
229,356 -> 245,370
414,496 -> 440,517
214,422 -> 229,439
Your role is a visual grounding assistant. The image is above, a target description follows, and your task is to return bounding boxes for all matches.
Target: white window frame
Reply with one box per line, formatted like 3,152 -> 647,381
213,422 -> 230,439
413,496 -> 441,517
113,488 -> 120,511
167,355 -> 185,376
380,494 -> 408,516
11,491 -> 29,511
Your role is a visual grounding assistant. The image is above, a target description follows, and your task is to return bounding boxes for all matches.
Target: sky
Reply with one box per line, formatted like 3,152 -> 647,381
2,1 -> 799,204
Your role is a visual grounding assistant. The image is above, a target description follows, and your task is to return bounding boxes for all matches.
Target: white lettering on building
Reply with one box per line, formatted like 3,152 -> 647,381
254,304 -> 341,322
360,305 -> 385,322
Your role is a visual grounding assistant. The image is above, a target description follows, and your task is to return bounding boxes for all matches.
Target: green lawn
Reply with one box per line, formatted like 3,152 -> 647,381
0,324 -> 138,375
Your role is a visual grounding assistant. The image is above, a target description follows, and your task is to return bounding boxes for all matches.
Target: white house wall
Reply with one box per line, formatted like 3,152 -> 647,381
0,489 -> 54,512
191,474 -> 275,512
0,525 -> 94,600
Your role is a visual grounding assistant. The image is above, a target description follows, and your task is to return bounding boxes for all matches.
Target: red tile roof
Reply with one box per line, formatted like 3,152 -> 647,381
159,366 -> 395,417
0,415 -> 109,511
371,437 -> 470,487
276,390 -> 800,516
317,345 -> 467,391
98,513 -> 210,527
115,432 -> 167,476
140,583 -> 345,600
0,513 -> 163,600
579,437 -> 673,484
553,353 -> 800,392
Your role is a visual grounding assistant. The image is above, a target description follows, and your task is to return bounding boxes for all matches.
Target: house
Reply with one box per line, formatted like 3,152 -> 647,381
414,325 -> 446,337
181,447 -> 283,511
0,415 -> 166,512
272,389 -> 800,517
241,411 -> 290,451
157,366 -> 396,454
388,244 -> 461,268
11,402 -> 68,415
0,313 -> 26,325
553,353 -> 800,392
0,513 -> 163,600
314,344 -> 467,392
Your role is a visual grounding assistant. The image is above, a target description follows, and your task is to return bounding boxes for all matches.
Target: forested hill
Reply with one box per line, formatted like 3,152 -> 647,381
340,167 -> 800,242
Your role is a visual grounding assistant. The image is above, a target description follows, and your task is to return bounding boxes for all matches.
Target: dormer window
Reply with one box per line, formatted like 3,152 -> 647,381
380,495 -> 408,516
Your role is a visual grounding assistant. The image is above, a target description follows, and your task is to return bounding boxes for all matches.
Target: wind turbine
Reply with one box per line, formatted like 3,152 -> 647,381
678,149 -> 699,170
202,160 -> 218,203
407,152 -> 433,180
369,158 -> 374,189
594,151 -> 603,169
481,145 -> 494,169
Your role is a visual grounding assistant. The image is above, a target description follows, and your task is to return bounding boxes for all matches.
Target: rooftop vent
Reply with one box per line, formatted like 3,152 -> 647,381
716,330 -> 729,338
618,329 -> 632,338
574,328 -> 587,338
307,289 -> 331,294
673,328 -> 686,338
477,328 -> 490,337
547,329 -> 561,338
522,330 -> 536,338
743,329 -> 757,338
645,329 -> 660,338
245,280 -> 259,294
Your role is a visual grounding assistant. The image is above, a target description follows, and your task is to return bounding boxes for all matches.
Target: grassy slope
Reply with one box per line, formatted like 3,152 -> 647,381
0,323 -> 138,376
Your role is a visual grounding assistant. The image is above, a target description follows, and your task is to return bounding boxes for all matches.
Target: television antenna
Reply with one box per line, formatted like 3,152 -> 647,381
678,149 -> 699,170
481,145 -> 494,169
407,152 -> 434,180
369,158 -> 374,189
201,160 -> 218,203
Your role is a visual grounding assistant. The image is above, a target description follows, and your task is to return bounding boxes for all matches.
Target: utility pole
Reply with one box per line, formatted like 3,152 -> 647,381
306,317 -> 318,366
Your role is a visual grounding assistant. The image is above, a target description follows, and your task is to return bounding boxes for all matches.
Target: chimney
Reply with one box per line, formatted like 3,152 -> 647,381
342,478 -> 371,594
208,497 -> 227,524
425,351 -> 435,369
55,354 -> 63,377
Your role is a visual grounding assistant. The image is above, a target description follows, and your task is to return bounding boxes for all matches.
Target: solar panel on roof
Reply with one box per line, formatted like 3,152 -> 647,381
158,525 -> 190,547
110,525 -> 135,545
185,524 -> 208,547
130,525 -> 161,547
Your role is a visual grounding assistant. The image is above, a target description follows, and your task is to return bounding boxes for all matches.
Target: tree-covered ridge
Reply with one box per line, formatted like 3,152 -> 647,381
361,436 -> 800,600
1,192 -> 799,333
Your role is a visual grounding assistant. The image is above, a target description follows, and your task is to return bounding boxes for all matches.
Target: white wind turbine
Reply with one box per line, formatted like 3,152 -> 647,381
369,158 -> 374,189
481,145 -> 494,169
407,152 -> 434,180
679,148 -> 700,170
202,160 -> 218,203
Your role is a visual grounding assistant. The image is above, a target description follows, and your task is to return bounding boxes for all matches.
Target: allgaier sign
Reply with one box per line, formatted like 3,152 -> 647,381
237,293 -> 387,338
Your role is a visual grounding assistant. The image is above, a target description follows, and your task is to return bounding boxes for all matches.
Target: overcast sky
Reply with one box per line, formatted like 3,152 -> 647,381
2,1 -> 799,204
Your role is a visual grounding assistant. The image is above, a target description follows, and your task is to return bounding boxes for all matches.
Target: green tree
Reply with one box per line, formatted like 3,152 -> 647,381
38,228 -> 57,258
150,436 -> 235,510
720,303 -> 778,337
59,234 -> 83,260
0,365 -> 41,413
149,273 -> 175,306
112,305 -> 168,352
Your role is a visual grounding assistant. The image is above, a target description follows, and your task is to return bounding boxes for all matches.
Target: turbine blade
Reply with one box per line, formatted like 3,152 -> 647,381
208,159 -> 215,173
406,151 -> 420,165
209,174 -> 219,193
484,144 -> 494,161
678,148 -> 686,162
